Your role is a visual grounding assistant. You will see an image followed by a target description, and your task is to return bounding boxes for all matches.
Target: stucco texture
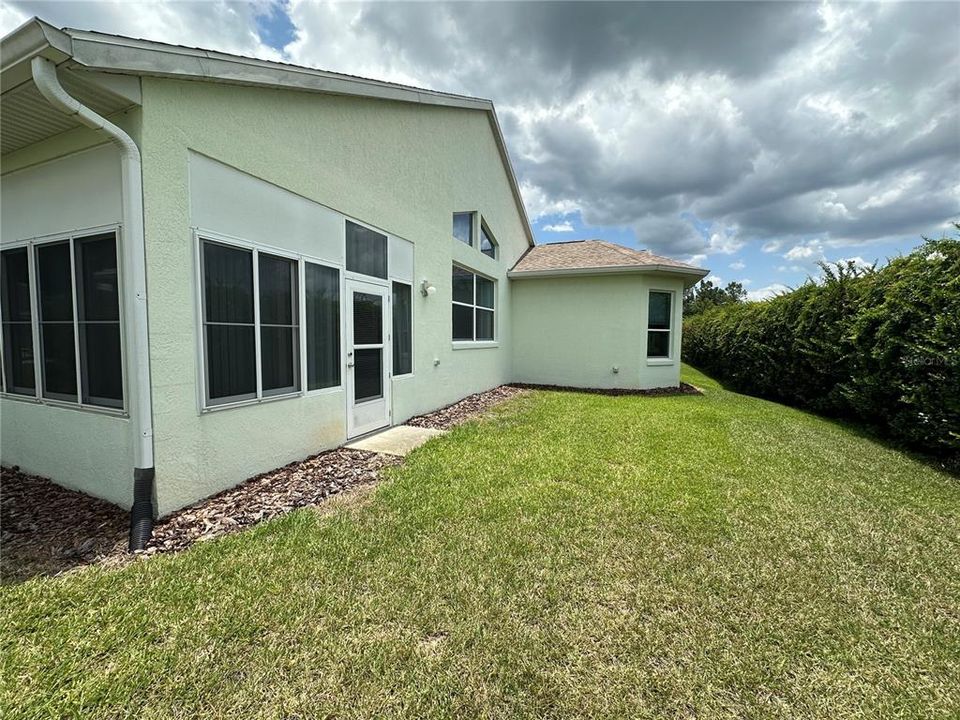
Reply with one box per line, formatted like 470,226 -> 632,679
511,274 -> 685,390
139,78 -> 530,515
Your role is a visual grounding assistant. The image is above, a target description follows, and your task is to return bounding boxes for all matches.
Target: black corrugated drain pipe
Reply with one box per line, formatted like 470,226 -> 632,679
129,468 -> 155,551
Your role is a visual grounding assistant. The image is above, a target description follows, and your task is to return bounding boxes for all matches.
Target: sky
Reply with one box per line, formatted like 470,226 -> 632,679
3,1 -> 958,299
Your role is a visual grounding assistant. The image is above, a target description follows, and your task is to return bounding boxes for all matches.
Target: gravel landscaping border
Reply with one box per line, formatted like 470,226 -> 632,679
1,384 -> 525,582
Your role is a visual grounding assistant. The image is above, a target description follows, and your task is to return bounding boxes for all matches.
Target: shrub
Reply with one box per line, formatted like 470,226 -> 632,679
683,232 -> 960,458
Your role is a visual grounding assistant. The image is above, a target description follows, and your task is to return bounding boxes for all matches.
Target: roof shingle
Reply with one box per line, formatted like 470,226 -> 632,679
510,240 -> 706,275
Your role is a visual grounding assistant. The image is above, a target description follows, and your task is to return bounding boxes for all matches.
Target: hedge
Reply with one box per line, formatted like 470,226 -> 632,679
683,233 -> 960,459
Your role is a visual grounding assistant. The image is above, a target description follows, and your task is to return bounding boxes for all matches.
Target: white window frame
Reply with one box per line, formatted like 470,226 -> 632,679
0,224 -> 127,416
646,288 -> 676,365
194,229 -> 345,412
479,218 -> 498,260
452,211 -> 476,248
451,264 -> 497,348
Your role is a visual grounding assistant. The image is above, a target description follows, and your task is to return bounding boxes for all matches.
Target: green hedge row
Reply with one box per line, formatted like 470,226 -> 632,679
683,234 -> 960,459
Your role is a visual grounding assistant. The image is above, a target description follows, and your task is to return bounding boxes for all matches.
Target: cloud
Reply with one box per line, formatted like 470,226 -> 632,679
747,283 -> 790,301
705,274 -> 723,285
729,260 -> 746,270
5,0 -> 958,286
784,240 -> 825,262
542,221 -> 574,233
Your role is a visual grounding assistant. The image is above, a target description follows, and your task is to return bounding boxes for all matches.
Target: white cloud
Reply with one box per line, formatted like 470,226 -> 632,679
542,221 -> 574,233
835,256 -> 871,268
784,239 -> 825,261
747,283 -> 790,301
761,240 -> 784,253
705,274 -> 723,285
729,260 -> 746,270
687,253 -> 708,266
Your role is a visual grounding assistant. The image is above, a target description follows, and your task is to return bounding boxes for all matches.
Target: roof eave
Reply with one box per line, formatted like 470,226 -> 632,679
0,17 -> 73,92
508,264 -> 710,288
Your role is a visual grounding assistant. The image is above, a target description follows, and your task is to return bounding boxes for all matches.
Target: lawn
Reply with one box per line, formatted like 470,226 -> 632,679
3,366 -> 958,719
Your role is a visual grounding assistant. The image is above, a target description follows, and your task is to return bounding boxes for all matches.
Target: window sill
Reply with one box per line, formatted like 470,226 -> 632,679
646,358 -> 675,366
201,390 -> 303,414
0,392 -> 128,418
452,341 -> 499,351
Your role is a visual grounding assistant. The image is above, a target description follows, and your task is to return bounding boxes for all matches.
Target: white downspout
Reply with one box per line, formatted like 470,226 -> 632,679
31,57 -> 156,547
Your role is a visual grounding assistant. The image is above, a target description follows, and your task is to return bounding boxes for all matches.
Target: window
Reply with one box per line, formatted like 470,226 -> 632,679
201,239 -> 300,405
1,248 -> 36,396
346,220 -> 387,279
480,221 -> 498,259
647,291 -> 673,359
452,266 -> 495,342
24,232 -> 124,408
305,262 -> 340,391
392,281 -> 412,375
1,233 -> 124,408
453,212 -> 474,246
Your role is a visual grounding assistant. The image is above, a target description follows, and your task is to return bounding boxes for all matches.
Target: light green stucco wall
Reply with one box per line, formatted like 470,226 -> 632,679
139,78 -> 530,515
0,109 -> 141,508
511,273 -> 686,390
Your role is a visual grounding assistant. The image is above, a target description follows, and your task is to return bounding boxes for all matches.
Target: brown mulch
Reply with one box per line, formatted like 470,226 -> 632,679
1,467 -> 129,583
406,384 -> 530,430
146,448 -> 399,556
0,384 -> 523,582
511,381 -> 703,397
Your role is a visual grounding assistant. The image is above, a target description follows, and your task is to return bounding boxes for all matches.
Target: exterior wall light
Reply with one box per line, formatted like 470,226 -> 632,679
421,279 -> 437,297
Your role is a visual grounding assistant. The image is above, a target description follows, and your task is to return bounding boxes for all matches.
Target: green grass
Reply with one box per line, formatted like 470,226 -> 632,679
3,366 -> 958,719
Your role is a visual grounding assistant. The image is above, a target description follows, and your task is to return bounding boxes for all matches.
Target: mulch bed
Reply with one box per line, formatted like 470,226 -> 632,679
1,467 -> 129,583
1,384 -> 523,582
406,385 -> 530,430
511,381 -> 703,397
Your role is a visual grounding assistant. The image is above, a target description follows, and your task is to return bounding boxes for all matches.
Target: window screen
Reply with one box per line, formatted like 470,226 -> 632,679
203,242 -> 256,402
202,241 -> 305,404
305,262 -> 340,390
76,235 -> 123,406
392,282 -> 412,375
346,220 -> 387,279
1,248 -> 35,395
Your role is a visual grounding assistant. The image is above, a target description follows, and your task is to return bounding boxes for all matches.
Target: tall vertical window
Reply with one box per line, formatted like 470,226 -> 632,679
346,220 -> 387,279
453,212 -> 474,246
1,248 -> 36,396
28,232 -> 124,408
479,221 -> 497,259
452,266 -> 495,342
647,291 -> 673,359
201,239 -> 300,406
76,235 -> 123,406
392,281 -> 412,375
305,261 -> 340,390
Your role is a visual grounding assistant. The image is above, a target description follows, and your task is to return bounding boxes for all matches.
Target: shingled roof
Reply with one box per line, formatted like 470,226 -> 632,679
509,240 -> 708,282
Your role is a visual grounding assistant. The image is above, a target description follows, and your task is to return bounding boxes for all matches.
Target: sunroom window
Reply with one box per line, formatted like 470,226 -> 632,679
3,232 -> 124,409
647,290 -> 672,358
452,266 -> 495,342
0,247 -> 35,396
392,281 -> 412,375
201,239 -> 300,405
346,220 -> 387,279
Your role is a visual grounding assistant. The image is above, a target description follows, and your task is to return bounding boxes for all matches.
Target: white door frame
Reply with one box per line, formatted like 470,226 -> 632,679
345,278 -> 391,438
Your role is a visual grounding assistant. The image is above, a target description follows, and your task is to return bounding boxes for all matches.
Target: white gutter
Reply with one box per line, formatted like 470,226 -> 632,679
31,57 -> 155,526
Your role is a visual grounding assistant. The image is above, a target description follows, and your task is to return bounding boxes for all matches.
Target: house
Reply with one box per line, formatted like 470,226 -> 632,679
0,18 -> 707,548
